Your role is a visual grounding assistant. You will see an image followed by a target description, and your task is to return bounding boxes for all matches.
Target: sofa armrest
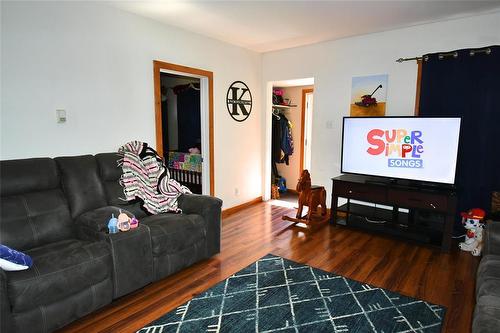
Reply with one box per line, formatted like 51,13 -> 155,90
74,206 -> 153,298
0,268 -> 13,333
75,206 -> 128,235
484,220 -> 500,256
177,194 -> 223,256
104,226 -> 153,298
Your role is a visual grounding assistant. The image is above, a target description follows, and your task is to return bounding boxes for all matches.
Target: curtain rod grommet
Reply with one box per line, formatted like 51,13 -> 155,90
470,48 -> 492,57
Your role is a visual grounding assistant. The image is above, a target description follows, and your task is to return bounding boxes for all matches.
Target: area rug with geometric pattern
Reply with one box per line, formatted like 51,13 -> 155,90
138,254 -> 445,333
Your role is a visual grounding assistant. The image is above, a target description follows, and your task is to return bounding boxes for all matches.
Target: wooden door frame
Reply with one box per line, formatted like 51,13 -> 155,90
153,60 -> 214,196
300,88 -> 314,174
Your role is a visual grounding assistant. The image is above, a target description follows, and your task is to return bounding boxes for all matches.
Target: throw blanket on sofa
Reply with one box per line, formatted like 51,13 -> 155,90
118,141 -> 191,214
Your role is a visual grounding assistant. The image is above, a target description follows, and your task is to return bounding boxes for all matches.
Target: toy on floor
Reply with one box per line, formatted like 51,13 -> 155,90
271,185 -> 280,199
108,214 -> 119,234
282,170 -> 328,225
459,208 -> 486,256
277,177 -> 287,193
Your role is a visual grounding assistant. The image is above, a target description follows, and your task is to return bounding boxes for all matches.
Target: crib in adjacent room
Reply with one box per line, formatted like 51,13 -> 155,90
166,151 -> 202,194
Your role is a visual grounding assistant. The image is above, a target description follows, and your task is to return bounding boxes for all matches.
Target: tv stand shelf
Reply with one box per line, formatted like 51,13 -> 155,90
330,175 -> 457,251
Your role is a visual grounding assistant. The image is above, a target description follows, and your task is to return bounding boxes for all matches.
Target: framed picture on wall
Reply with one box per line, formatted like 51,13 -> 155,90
350,74 -> 388,117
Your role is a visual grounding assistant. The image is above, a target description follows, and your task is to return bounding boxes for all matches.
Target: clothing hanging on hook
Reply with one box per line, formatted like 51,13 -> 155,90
271,109 -> 294,165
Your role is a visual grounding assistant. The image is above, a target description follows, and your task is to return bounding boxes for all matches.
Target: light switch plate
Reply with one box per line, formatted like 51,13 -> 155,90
56,109 -> 66,123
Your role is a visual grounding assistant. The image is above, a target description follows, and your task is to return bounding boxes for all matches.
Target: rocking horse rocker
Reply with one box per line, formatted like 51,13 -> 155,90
283,170 -> 328,225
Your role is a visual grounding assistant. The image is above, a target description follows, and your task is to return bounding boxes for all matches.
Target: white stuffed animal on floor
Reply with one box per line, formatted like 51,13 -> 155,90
459,208 -> 486,256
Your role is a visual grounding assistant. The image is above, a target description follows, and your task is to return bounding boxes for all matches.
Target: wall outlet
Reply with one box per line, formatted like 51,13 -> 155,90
234,188 -> 239,196
326,120 -> 333,129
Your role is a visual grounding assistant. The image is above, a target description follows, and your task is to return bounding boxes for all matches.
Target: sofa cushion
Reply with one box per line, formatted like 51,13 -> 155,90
473,295 -> 500,333
484,220 -> 500,256
55,155 -> 108,219
95,153 -> 147,218
141,214 -> 206,256
95,153 -> 122,181
0,158 -> 60,196
476,255 -> 500,298
6,239 -> 111,313
0,190 -> 74,251
12,278 -> 112,333
0,158 -> 75,251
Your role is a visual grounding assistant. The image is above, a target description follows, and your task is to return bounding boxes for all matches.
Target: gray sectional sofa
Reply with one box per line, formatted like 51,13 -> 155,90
473,219 -> 500,332
0,153 -> 222,333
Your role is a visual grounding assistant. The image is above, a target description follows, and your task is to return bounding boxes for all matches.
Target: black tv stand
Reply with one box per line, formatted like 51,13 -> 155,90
330,174 -> 457,252
365,177 -> 455,190
365,179 -> 395,186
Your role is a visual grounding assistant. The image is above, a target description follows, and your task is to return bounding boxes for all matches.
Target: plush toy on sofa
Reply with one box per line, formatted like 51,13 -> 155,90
0,244 -> 33,271
459,208 -> 486,256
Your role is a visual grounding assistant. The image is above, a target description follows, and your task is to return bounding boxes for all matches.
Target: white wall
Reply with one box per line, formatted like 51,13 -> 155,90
2,3 -> 499,209
262,11 -> 500,205
1,1 -> 263,209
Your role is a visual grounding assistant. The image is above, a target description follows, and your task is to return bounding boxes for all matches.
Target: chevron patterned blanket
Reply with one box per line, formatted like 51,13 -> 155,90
118,141 -> 191,214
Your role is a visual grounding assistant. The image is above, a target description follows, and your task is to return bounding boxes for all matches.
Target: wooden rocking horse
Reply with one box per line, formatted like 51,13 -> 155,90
283,170 -> 328,224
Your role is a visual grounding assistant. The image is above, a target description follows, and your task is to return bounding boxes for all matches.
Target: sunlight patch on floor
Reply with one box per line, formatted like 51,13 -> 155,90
268,199 -> 297,209
268,199 -> 310,215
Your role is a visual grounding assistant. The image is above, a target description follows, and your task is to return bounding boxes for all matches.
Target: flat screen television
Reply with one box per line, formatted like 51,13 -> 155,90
341,116 -> 461,185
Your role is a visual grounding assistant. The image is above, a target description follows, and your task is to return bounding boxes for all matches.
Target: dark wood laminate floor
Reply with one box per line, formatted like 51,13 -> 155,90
59,200 -> 479,333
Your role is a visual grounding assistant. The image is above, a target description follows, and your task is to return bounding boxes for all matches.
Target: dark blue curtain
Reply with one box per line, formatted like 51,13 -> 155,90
419,45 -> 500,228
161,99 -> 169,160
177,87 -> 201,153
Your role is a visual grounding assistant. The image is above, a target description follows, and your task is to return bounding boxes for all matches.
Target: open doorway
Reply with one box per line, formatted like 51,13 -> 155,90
160,73 -> 201,193
153,61 -> 214,196
265,78 -> 314,203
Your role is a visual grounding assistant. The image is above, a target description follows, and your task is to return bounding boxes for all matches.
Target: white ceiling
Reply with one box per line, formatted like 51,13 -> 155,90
109,1 -> 500,53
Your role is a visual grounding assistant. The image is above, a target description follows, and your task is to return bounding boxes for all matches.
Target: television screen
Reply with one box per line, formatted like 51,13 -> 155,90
341,117 -> 461,184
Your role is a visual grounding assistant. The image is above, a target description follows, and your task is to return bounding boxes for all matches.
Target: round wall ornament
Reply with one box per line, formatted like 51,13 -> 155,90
226,81 -> 252,122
